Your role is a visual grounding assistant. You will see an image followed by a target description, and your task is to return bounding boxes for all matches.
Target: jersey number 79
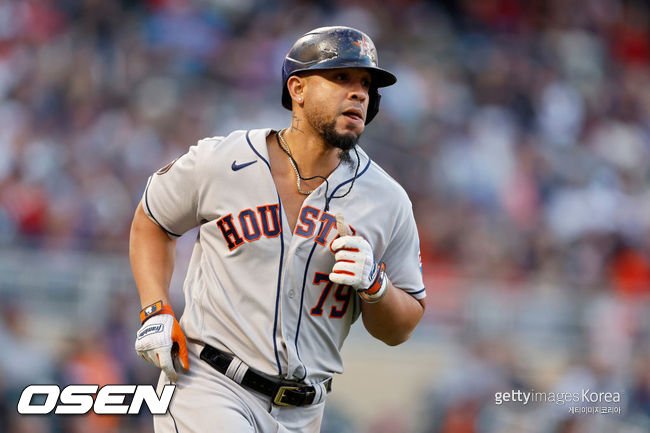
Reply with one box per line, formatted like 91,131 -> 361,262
310,272 -> 352,318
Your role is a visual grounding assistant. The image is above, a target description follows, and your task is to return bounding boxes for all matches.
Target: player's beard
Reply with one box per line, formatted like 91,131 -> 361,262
312,114 -> 359,165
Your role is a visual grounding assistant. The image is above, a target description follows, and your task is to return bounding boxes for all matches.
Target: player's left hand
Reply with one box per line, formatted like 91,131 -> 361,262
330,214 -> 387,302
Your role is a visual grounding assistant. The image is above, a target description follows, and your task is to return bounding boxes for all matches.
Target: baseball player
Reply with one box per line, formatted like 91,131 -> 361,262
130,26 -> 426,433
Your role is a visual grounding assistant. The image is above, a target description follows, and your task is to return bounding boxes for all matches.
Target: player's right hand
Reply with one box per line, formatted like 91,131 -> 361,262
135,301 -> 189,382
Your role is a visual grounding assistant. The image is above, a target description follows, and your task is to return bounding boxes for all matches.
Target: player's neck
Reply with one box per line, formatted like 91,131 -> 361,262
281,127 -> 341,179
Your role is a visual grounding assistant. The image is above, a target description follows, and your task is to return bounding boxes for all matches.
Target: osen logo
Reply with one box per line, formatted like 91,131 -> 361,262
17,384 -> 175,415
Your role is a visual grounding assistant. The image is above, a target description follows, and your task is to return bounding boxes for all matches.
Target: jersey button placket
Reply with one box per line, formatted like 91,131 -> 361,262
283,221 -> 313,380
293,364 -> 306,379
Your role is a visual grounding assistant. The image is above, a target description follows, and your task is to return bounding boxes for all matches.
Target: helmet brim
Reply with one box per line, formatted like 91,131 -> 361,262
281,65 -> 396,110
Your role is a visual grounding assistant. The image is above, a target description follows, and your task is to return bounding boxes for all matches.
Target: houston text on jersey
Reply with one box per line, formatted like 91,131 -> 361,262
216,204 -> 355,251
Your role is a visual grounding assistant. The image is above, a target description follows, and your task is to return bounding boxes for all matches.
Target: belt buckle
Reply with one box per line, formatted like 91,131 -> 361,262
273,385 -> 299,406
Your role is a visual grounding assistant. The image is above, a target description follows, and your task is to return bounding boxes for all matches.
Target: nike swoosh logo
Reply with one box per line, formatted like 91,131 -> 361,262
231,160 -> 257,171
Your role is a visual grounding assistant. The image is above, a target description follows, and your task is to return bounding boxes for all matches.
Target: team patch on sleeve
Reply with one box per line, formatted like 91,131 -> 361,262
156,158 -> 178,175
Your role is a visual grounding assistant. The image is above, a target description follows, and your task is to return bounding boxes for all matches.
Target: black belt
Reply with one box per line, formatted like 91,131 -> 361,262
200,344 -> 332,407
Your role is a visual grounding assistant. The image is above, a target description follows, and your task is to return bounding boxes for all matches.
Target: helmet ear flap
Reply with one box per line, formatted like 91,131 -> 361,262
365,88 -> 381,124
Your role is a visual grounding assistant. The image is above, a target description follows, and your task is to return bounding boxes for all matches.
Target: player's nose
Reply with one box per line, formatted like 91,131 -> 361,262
348,81 -> 368,103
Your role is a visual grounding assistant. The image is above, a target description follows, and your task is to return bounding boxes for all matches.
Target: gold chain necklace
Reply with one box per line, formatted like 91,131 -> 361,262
277,129 -> 314,195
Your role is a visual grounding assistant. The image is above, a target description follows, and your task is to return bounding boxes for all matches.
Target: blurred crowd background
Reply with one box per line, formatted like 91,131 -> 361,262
1,0 -> 649,432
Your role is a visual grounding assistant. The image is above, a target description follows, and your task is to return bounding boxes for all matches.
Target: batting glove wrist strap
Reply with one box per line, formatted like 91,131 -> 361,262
359,262 -> 387,303
140,300 -> 175,324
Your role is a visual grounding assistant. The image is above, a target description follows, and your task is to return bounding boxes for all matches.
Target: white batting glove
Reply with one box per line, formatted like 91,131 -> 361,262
329,214 -> 387,303
135,301 -> 189,382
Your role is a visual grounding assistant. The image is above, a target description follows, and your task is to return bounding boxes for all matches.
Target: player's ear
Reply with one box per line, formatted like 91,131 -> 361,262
286,75 -> 305,108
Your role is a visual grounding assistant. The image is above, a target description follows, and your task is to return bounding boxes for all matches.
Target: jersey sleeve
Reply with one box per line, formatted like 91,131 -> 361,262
141,144 -> 202,237
380,199 -> 426,299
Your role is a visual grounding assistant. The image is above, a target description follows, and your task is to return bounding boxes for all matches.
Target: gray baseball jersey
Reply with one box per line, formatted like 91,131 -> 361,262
142,128 -> 425,385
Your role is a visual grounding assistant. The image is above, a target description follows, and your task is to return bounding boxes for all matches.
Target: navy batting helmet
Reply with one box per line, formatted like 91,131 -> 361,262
281,26 -> 397,124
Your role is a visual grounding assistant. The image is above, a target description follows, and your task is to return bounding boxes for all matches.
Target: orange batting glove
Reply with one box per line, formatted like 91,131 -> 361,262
135,301 -> 189,382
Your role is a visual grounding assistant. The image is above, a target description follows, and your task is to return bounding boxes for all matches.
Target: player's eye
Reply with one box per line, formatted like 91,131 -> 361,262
336,72 -> 348,81
361,78 -> 371,88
